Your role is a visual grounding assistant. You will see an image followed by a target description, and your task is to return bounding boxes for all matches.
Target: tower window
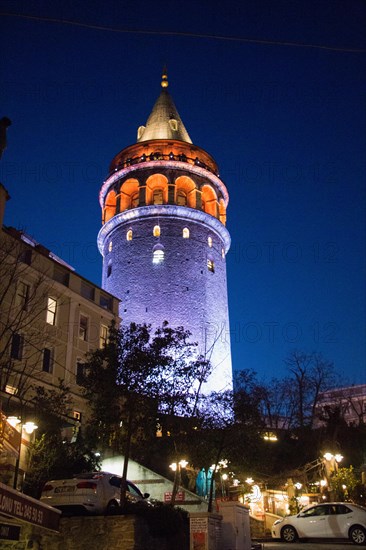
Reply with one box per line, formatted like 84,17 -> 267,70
46,297 -> 57,325
131,192 -> 139,208
207,259 -> 215,273
177,190 -> 187,206
222,248 -> 225,259
208,236 -> 213,248
107,261 -> 112,277
108,241 -> 113,252
153,225 -> 161,237
126,229 -> 133,241
153,244 -> 165,264
153,189 -> 164,205
183,227 -> 190,239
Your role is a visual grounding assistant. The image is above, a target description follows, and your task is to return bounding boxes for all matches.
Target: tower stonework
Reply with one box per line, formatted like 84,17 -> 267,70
98,73 -> 232,392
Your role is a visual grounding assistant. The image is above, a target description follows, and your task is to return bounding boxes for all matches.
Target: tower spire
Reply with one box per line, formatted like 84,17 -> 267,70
137,69 -> 192,143
161,66 -> 168,88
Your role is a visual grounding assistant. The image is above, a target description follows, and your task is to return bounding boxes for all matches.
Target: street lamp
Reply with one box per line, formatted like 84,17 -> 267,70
8,417 -> 38,490
169,459 -> 188,505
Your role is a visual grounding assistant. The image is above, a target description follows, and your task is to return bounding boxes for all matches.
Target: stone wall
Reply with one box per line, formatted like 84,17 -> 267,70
5,515 -> 186,550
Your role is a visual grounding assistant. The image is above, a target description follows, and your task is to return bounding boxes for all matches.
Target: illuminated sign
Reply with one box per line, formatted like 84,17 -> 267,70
0,482 -> 61,531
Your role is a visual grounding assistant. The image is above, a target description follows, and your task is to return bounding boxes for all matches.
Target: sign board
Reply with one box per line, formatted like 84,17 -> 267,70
164,490 -> 185,502
190,517 -> 208,532
0,414 -> 21,456
0,482 -> 61,532
0,523 -> 20,540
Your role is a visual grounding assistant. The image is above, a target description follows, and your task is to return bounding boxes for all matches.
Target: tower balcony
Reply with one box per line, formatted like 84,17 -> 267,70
109,140 -> 220,179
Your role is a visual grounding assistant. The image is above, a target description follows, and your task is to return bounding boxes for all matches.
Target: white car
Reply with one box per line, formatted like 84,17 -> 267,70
272,502 -> 366,545
40,471 -> 150,514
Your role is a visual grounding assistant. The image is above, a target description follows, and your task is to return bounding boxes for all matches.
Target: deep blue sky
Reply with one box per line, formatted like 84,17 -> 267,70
1,1 -> 365,384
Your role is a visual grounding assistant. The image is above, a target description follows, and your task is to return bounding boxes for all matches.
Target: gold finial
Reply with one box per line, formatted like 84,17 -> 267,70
161,66 -> 168,88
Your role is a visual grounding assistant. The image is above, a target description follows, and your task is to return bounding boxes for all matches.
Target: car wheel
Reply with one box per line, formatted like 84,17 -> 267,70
281,525 -> 298,543
106,500 -> 119,514
349,525 -> 366,545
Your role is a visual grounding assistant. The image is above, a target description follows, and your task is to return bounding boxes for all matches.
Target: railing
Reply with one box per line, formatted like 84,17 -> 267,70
108,151 -> 220,179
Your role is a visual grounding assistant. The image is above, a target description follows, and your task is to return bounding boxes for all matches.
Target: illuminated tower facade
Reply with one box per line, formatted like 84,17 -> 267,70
98,72 -> 232,392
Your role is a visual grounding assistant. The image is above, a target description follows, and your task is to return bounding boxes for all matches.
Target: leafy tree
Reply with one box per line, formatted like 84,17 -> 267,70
24,381 -> 98,497
80,321 -> 210,508
331,466 -> 358,501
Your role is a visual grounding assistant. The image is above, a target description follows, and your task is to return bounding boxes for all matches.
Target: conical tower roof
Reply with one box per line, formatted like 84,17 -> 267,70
137,71 -> 192,144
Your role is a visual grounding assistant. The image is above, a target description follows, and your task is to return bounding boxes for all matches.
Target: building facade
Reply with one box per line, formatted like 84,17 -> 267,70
98,72 -> 233,392
0,184 -> 120,485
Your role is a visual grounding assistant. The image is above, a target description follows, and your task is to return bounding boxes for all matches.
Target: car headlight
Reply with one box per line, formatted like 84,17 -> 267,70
273,519 -> 284,526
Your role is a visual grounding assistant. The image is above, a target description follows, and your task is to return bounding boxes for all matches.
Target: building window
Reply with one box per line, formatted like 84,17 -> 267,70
131,192 -> 139,208
126,229 -> 133,241
108,241 -> 113,252
153,244 -> 164,264
17,282 -> 30,311
20,249 -> 32,265
46,297 -> 57,325
53,266 -> 69,286
222,248 -> 225,259
79,314 -> 88,341
100,324 -> 108,348
11,333 -> 24,360
81,282 -> 95,301
100,293 -> 112,310
153,189 -> 163,205
73,410 -> 82,422
153,225 -> 161,237
107,262 -> 112,278
183,227 -> 190,239
5,384 -> 17,395
177,191 -> 187,206
76,362 -> 84,385
208,236 -> 213,248
207,259 -> 215,273
42,347 -> 54,373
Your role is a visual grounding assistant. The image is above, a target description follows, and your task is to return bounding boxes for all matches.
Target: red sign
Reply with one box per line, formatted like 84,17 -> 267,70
0,482 -> 61,531
0,415 -> 21,456
164,491 -> 185,502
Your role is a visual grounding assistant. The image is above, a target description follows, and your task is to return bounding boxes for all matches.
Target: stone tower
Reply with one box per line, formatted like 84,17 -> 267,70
98,72 -> 232,392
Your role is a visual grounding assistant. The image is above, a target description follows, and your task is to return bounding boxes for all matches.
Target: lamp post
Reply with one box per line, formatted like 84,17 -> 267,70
8,417 -> 38,490
322,451 -> 343,501
169,459 -> 188,506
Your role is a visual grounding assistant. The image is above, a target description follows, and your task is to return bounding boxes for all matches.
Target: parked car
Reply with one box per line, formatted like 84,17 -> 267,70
40,472 -> 150,515
272,502 -> 366,545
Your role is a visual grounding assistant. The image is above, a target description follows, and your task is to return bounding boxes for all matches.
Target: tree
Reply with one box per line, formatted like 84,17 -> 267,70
81,321 -> 210,508
284,351 -> 337,428
0,229 -> 61,409
24,381 -> 98,497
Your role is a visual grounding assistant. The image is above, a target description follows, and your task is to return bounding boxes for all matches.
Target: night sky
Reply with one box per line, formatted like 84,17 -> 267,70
1,1 -> 365,384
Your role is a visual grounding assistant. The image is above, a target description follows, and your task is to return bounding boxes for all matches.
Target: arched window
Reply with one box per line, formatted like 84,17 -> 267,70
126,229 -> 133,241
107,261 -> 112,278
153,225 -> 161,237
177,190 -> 187,206
153,189 -> 164,205
108,241 -> 113,252
152,244 -> 164,264
207,259 -> 215,273
131,192 -> 139,208
208,236 -> 213,248
222,248 -> 225,259
103,190 -> 117,223
183,227 -> 190,239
